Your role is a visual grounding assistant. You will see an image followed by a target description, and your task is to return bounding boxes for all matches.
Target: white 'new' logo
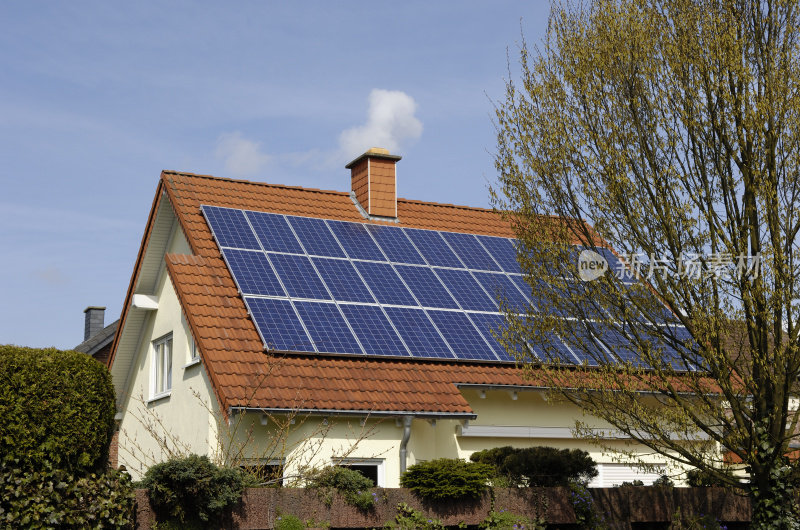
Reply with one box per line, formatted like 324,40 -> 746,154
578,249 -> 608,282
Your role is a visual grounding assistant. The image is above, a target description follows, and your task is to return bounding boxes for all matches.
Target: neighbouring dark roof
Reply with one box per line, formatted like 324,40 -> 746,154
75,320 -> 119,356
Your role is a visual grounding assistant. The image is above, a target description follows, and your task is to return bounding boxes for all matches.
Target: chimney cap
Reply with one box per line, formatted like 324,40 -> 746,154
345,147 -> 402,169
84,306 -> 106,313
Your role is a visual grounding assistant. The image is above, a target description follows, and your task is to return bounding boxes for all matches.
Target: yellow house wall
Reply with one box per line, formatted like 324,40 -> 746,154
458,388 -> 669,460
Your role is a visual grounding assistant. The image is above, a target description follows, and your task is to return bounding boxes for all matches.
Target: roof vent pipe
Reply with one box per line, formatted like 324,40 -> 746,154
399,415 -> 413,475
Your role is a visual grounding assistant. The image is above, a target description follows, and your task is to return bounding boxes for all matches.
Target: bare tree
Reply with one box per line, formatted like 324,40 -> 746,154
493,0 -> 800,526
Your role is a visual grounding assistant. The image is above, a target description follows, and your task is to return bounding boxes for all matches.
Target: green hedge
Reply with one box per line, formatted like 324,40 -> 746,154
470,446 -> 598,487
400,458 -> 492,500
0,345 -> 116,473
0,457 -> 135,528
140,454 -> 252,526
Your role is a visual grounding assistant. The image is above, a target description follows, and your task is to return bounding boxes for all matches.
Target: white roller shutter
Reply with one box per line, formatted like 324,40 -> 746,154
590,463 -> 664,487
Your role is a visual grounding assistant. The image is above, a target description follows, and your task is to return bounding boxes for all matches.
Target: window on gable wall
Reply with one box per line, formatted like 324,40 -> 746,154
188,333 -> 199,363
152,333 -> 173,398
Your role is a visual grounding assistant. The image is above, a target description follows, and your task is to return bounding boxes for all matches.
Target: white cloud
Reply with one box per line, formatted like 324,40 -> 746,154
215,132 -> 271,176
339,89 -> 423,160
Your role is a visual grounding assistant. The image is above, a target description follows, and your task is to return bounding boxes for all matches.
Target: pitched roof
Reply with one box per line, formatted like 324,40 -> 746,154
74,320 -> 119,356
113,170 -> 550,416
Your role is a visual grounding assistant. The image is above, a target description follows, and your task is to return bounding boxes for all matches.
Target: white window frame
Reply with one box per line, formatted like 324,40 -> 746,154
185,332 -> 200,367
151,333 -> 173,400
336,458 -> 385,487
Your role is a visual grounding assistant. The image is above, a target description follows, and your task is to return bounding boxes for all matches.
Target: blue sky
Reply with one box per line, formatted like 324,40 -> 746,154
0,1 -> 550,349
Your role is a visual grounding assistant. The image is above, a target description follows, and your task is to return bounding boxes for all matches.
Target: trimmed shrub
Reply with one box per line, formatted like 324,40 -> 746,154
384,503 -> 446,529
470,446 -> 598,487
140,454 -> 251,526
400,458 -> 492,501
275,513 -> 305,530
0,345 -> 115,473
685,467 -> 736,487
307,466 -> 377,509
0,456 -> 135,528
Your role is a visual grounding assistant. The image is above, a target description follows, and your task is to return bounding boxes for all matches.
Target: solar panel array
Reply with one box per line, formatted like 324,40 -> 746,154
201,205 -> 689,367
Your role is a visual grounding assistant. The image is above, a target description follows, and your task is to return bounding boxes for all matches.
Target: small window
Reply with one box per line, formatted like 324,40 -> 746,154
240,459 -> 284,487
152,334 -> 173,398
188,333 -> 199,363
337,458 -> 385,487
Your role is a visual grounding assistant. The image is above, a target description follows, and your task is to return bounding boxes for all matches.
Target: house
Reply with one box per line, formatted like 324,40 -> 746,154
108,147 -> 672,487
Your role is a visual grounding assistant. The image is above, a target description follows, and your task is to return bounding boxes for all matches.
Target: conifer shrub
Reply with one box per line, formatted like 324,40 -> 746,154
307,465 -> 377,509
400,458 -> 492,500
0,345 -> 116,473
470,446 -> 597,487
0,456 -> 135,528
140,454 -> 252,527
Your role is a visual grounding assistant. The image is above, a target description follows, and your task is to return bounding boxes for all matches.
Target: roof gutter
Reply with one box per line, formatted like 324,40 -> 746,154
228,407 -> 476,420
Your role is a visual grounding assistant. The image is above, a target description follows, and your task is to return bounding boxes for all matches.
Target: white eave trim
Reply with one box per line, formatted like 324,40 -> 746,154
132,294 -> 159,310
457,424 -> 710,441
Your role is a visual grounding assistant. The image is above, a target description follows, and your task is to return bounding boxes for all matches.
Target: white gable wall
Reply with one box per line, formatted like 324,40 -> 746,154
116,224 -> 219,480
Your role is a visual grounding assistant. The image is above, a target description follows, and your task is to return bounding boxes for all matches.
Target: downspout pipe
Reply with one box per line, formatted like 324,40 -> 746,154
399,415 -> 413,474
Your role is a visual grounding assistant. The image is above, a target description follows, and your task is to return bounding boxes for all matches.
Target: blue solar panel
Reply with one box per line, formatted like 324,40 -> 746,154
514,277 -> 569,317
405,228 -> 464,268
532,330 -> 580,364
246,211 -> 304,254
366,225 -> 426,265
286,216 -> 345,258
383,307 -> 454,358
202,206 -> 261,250
354,261 -> 418,306
441,231 -> 501,271
268,254 -> 330,300
294,301 -> 363,354
203,207 -> 693,369
427,310 -> 498,361
395,265 -> 459,309
339,304 -> 410,356
224,249 -> 285,296
312,258 -> 375,303
327,220 -> 386,261
435,268 -> 497,312
473,272 -> 529,313
560,324 -> 606,366
476,236 -> 522,274
467,312 -> 515,361
564,280 -> 609,320
245,297 -> 314,352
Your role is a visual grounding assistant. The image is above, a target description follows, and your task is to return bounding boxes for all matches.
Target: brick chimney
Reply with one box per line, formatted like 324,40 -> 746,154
346,147 -> 402,219
84,306 -> 106,341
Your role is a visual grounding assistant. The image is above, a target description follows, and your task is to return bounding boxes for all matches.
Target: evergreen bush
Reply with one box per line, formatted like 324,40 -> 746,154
307,465 -> 377,509
140,454 -> 251,526
0,456 -> 135,528
470,446 -> 597,487
685,467 -> 737,487
400,458 -> 492,500
0,345 -> 116,473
